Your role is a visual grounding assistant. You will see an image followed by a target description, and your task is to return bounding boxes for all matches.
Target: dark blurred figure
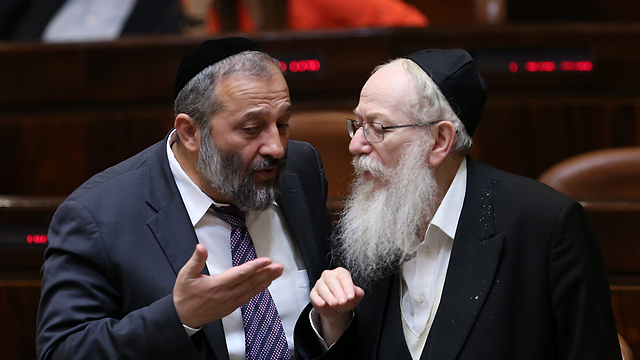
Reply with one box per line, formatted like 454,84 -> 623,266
3,0 -> 183,42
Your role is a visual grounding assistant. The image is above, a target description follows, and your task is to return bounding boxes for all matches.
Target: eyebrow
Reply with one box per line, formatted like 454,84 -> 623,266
240,105 -> 291,121
241,108 -> 270,120
353,110 -> 388,123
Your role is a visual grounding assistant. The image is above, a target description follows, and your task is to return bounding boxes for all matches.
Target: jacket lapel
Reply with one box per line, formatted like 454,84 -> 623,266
421,158 -> 505,360
145,133 -> 228,360
277,171 -> 328,283
355,275 -> 400,360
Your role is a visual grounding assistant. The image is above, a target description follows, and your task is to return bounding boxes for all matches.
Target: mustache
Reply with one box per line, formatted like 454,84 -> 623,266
249,155 -> 287,173
352,155 -> 386,178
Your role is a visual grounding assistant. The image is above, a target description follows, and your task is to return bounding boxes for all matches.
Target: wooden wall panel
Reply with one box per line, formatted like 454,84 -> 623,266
0,108 -> 174,195
0,281 -> 40,360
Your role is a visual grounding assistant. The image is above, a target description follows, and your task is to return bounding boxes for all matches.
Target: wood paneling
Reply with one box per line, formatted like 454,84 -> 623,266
0,281 -> 40,360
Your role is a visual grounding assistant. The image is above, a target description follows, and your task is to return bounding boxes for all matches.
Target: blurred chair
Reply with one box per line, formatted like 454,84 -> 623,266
538,147 -> 640,360
288,110 -> 353,221
538,147 -> 640,202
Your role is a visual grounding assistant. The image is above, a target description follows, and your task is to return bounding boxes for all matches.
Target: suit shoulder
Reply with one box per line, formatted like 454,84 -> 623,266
286,140 -> 323,169
474,160 -> 575,208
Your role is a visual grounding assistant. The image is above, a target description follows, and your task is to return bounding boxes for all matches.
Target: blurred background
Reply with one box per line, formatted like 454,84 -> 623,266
1,0 -> 639,359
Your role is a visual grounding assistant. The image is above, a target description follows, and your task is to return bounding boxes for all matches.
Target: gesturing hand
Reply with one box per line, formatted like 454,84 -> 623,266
310,267 -> 364,346
173,244 -> 284,328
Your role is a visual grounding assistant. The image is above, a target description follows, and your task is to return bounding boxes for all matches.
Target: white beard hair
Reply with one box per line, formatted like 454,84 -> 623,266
336,136 -> 439,287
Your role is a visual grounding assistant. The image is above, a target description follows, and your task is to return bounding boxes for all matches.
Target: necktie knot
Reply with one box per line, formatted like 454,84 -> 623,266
212,204 -> 246,229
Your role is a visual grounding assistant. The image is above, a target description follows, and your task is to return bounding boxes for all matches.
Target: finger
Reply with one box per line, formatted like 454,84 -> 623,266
314,279 -> 339,307
180,244 -> 208,279
354,286 -> 365,302
335,270 -> 357,300
221,257 -> 273,287
231,263 -> 283,296
231,270 -> 281,307
324,275 -> 348,305
310,287 -> 327,308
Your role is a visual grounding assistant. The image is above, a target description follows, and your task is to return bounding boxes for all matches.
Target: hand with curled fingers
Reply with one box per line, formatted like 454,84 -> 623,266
310,267 -> 364,346
173,244 -> 284,328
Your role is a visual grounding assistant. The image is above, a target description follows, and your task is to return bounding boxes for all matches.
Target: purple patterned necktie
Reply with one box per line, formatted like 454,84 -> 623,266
212,205 -> 291,360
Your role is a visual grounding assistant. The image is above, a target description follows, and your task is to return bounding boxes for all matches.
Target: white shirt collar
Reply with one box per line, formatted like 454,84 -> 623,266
166,130 -> 214,226
428,158 -> 467,240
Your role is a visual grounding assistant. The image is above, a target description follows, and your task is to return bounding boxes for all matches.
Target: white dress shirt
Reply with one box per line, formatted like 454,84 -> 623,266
42,0 -> 137,43
400,158 -> 467,360
166,132 -> 310,359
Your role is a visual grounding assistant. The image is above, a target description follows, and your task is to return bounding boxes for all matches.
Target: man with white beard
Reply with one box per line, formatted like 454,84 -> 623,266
294,49 -> 622,360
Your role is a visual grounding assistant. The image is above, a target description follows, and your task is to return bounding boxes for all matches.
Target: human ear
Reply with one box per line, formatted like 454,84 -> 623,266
428,121 -> 457,167
174,114 -> 200,153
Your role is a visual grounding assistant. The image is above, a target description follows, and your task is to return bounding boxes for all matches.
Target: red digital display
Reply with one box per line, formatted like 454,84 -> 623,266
509,60 -> 593,73
27,234 -> 48,244
278,59 -> 321,74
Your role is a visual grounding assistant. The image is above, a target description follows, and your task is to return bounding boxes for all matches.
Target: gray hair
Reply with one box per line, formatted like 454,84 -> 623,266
173,50 -> 281,134
375,59 -> 474,155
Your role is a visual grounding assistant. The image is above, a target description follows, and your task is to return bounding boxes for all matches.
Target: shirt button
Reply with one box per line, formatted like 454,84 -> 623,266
418,295 -> 425,304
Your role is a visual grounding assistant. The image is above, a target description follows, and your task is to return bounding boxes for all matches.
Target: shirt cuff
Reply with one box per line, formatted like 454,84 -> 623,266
309,308 -> 330,351
309,308 -> 355,352
183,324 -> 202,337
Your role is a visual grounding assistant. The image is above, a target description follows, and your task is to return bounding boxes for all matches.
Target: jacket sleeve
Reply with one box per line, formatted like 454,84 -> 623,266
549,200 -> 622,360
294,303 -> 363,360
36,199 -> 201,360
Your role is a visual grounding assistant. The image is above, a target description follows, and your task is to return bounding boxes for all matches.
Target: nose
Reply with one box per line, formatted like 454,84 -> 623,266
348,127 -> 373,155
260,124 -> 287,159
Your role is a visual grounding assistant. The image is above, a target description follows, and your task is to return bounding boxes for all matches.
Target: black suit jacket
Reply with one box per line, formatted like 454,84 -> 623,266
295,157 -> 621,360
36,135 -> 332,360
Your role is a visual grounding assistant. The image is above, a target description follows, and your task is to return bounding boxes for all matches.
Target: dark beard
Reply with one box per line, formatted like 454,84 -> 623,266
196,130 -> 286,211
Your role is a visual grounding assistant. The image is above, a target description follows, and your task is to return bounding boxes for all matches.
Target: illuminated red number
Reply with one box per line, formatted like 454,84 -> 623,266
289,61 -> 298,73
577,61 -> 593,71
560,61 -> 575,71
542,61 -> 556,72
309,59 -> 320,71
278,61 -> 287,73
525,61 -> 539,72
525,61 -> 556,72
509,62 -> 518,73
27,234 -> 48,244
298,60 -> 308,72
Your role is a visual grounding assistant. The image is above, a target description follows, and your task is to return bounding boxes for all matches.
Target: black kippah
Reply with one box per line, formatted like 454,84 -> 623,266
173,37 -> 260,99
404,49 -> 487,137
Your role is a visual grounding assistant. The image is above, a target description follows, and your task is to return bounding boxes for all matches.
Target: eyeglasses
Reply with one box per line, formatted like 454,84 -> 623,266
346,119 -> 440,143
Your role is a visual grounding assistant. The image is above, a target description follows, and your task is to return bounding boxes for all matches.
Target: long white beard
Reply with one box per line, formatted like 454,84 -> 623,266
336,139 -> 439,286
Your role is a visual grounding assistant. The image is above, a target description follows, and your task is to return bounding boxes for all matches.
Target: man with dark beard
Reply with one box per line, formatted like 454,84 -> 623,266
36,37 -> 332,360
294,49 -> 622,360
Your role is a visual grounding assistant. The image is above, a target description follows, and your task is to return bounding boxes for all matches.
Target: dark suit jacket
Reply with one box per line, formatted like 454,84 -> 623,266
295,157 -> 621,360
36,135 -> 333,360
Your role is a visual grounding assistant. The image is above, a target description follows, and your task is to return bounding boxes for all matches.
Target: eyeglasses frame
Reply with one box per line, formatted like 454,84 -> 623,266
346,118 -> 443,143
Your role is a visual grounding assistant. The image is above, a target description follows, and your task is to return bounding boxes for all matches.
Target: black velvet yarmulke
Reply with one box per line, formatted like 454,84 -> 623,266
404,49 -> 487,136
173,37 -> 260,99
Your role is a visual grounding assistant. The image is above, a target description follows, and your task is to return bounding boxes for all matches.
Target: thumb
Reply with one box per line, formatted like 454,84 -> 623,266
181,244 -> 208,278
